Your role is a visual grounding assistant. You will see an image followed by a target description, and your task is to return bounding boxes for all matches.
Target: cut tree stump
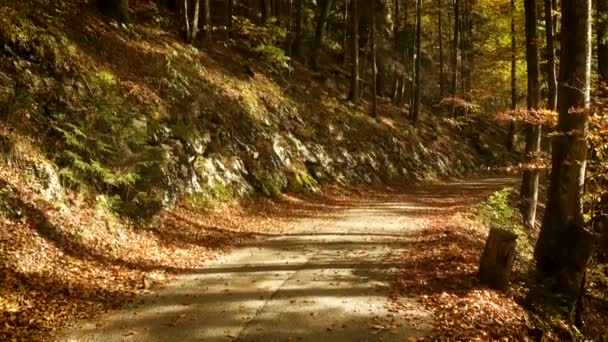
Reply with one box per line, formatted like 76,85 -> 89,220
478,228 -> 518,292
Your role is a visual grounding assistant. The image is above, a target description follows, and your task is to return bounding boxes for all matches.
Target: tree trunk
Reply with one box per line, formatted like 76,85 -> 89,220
184,0 -> 191,41
292,0 -> 304,58
411,0 -> 421,125
521,0 -> 541,229
371,0 -> 378,118
227,0 -> 234,31
349,0 -> 360,102
598,0 -> 608,87
261,0 -> 271,23
438,0 -> 444,98
535,0 -> 593,309
343,0 -> 349,64
191,0 -> 201,41
450,0 -> 459,97
202,0 -> 211,44
479,228 -> 518,292
99,0 -> 129,22
507,0 -> 517,151
544,0 -> 557,110
394,0 -> 401,50
310,0 -> 334,70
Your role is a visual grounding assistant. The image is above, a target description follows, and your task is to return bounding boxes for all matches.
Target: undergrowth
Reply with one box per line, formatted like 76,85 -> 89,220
472,187 -> 534,267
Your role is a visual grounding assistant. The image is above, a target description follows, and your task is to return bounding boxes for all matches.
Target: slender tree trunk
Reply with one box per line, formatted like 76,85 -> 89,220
521,0 -> 542,229
450,0 -> 459,97
459,12 -> 466,95
438,0 -> 445,98
261,0 -> 271,23
507,0 -> 517,151
412,0 -> 421,125
184,0 -> 191,40
371,0 -> 378,117
349,0 -> 360,102
227,0 -> 234,31
463,0 -> 472,99
310,0 -> 334,70
343,0 -> 349,64
202,0 -> 211,44
394,0 -> 401,50
598,0 -> 608,87
293,0 -> 304,58
99,0 -> 129,22
534,0 -> 592,309
544,0 -> 557,110
191,0 -> 201,41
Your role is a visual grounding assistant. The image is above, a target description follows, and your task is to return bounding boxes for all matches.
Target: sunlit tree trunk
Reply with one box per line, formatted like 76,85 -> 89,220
411,0 -> 421,125
450,0 -> 459,97
184,0 -> 191,40
191,0 -> 201,41
99,0 -> 129,22
544,0 -> 557,110
598,0 -> 608,87
349,0 -> 360,102
438,0 -> 444,98
520,0 -> 541,229
371,0 -> 378,117
310,0 -> 334,70
535,0 -> 592,309
507,0 -> 517,151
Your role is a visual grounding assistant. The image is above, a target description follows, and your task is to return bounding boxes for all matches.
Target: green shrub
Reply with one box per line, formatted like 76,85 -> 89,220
472,187 -> 534,264
235,17 -> 291,72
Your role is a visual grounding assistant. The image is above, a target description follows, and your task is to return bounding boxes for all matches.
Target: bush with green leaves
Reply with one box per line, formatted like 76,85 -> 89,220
48,69 -> 165,219
472,187 -> 534,265
234,17 -> 291,72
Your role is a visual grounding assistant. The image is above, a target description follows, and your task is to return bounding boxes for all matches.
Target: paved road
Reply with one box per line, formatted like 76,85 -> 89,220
61,177 -> 511,342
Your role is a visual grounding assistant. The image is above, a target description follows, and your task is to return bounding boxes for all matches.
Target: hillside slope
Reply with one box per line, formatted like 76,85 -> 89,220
0,1 -> 508,340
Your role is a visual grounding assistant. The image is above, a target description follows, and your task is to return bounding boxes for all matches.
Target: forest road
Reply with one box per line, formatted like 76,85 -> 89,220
60,176 -> 512,342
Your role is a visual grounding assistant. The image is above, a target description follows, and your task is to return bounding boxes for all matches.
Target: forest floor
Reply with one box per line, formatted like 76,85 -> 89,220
58,175 -> 519,341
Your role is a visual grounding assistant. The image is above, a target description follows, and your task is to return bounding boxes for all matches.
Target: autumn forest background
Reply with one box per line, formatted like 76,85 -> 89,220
0,0 -> 607,340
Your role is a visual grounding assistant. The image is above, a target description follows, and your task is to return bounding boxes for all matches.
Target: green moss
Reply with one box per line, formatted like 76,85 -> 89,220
257,171 -> 284,197
287,169 -> 318,193
185,182 -> 235,208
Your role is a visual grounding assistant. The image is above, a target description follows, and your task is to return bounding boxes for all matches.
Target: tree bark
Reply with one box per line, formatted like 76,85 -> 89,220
191,0 -> 201,41
544,0 -> 557,110
598,0 -> 608,87
202,0 -> 211,44
507,0 -> 517,151
450,0 -> 459,97
411,0 -> 421,125
349,0 -> 360,102
99,0 -> 129,22
261,0 -> 271,23
184,0 -> 191,41
371,0 -> 378,118
310,0 -> 334,70
479,228 -> 518,292
292,0 -> 304,58
438,0 -> 444,98
394,0 -> 401,50
343,0 -> 349,64
227,0 -> 234,31
535,0 -> 593,309
521,0 -> 541,229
